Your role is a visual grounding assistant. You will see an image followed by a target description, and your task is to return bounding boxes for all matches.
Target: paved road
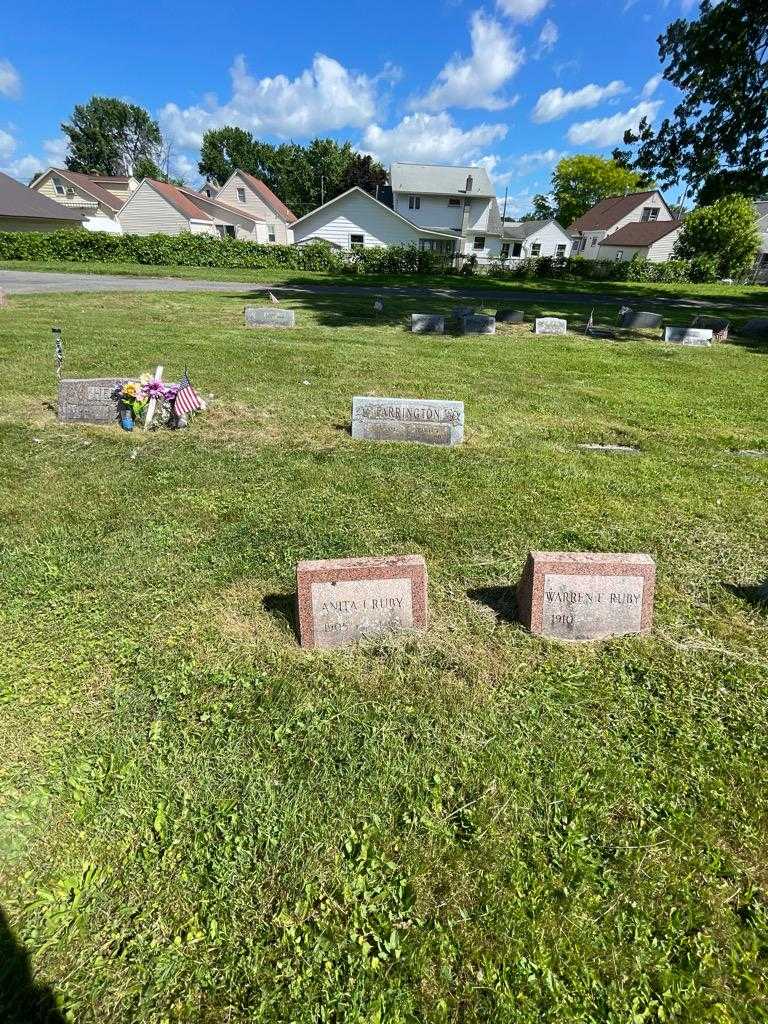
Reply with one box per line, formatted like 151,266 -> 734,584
0,268 -> 763,310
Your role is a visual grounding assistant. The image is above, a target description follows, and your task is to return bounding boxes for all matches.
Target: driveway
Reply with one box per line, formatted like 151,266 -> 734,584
0,267 -> 763,311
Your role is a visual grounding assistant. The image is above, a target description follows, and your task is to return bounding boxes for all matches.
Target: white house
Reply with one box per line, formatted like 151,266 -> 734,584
117,179 -> 268,240
754,201 -> 768,282
500,219 -> 573,261
214,169 -> 297,244
569,190 -> 676,259
291,186 -> 459,252
596,219 -> 683,262
31,167 -> 135,233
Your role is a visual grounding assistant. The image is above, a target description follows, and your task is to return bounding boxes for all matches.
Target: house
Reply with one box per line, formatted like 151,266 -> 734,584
214,169 -> 297,243
291,186 -> 460,253
31,168 -> 136,233
596,220 -> 683,262
0,170 -> 84,232
500,219 -> 573,261
117,179 -> 268,240
569,190 -> 676,260
754,201 -> 768,283
389,162 -> 503,259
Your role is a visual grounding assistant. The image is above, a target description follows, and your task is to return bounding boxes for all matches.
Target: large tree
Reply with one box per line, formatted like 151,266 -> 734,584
197,129 -> 387,215
61,97 -> 163,176
542,155 -> 653,227
620,0 -> 768,202
674,194 -> 762,278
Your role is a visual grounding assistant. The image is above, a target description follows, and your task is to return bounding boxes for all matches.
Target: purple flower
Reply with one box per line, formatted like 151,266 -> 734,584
142,379 -> 168,400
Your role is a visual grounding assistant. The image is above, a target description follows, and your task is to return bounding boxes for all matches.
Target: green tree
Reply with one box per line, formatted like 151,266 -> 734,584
549,155 -> 653,226
620,0 -> 768,201
520,194 -> 557,221
674,194 -> 762,278
133,156 -> 184,187
342,153 -> 388,197
62,97 -> 163,176
198,127 -> 275,186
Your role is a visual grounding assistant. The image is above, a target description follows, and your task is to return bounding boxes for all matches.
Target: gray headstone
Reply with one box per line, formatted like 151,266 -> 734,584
244,306 -> 295,328
618,309 -> 664,329
534,317 -> 567,335
495,309 -> 525,323
663,326 -> 713,347
740,318 -> 768,338
352,396 -> 464,446
452,306 -> 474,318
57,378 -> 123,424
411,314 -> 445,334
457,314 -> 495,335
691,315 -> 729,338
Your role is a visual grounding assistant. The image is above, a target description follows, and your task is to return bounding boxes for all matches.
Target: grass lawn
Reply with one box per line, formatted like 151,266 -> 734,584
1,257 -> 767,309
1,288 -> 768,1023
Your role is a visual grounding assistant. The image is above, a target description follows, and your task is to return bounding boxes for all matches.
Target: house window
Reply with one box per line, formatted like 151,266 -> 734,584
590,236 -> 598,246
640,206 -> 659,222
53,175 -> 66,195
556,244 -> 566,257
473,236 -> 485,250
512,241 -> 522,258
500,243 -> 510,259
531,243 -> 542,256
408,195 -> 421,210
268,224 -> 276,242
448,197 -> 461,207
350,233 -> 365,249
615,250 -> 624,260
236,187 -> 246,203
225,225 -> 236,238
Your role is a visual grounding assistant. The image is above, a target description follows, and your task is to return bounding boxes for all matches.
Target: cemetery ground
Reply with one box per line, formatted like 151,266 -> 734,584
1,287 -> 768,1023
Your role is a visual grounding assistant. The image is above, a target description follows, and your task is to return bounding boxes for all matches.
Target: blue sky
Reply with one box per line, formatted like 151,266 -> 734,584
0,0 -> 692,214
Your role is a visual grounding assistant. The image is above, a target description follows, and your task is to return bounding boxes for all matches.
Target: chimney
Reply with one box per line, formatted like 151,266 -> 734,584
466,174 -> 473,193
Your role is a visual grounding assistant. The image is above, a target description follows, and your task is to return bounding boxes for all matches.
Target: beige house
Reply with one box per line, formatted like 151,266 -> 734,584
0,170 -> 85,232
569,190 -> 677,260
214,169 -> 297,243
117,178 -> 268,240
596,219 -> 683,262
31,168 -> 135,232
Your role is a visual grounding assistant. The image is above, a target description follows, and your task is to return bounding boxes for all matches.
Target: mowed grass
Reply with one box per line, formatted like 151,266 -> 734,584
1,289 -> 768,1023
1,257 -> 767,307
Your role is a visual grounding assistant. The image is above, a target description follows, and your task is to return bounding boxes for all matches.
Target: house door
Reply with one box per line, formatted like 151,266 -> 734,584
512,242 -> 522,258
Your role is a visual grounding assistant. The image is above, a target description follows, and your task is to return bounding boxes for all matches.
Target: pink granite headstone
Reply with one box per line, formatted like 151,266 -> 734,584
517,551 -> 655,641
296,555 -> 428,649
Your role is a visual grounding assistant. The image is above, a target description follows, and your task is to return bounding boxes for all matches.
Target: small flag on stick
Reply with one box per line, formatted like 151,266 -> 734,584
174,368 -> 203,417
268,291 -> 279,304
52,327 -> 63,380
585,308 -> 594,335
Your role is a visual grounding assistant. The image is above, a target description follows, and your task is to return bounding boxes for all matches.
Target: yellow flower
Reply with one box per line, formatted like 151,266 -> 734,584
123,383 -> 138,397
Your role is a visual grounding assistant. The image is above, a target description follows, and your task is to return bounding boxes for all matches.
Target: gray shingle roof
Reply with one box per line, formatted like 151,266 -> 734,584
502,220 -> 551,240
390,162 -> 494,198
0,171 -> 84,222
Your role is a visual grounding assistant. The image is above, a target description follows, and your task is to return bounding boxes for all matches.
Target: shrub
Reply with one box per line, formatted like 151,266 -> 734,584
674,194 -> 762,280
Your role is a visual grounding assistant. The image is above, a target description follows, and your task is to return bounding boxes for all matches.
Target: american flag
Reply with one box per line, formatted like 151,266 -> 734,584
174,368 -> 203,416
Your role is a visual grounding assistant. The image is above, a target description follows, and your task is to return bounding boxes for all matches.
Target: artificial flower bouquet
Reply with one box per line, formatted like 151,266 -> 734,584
112,372 -> 200,431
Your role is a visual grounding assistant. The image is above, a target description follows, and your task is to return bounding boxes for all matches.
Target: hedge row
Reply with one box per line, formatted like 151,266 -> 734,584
0,229 -> 346,271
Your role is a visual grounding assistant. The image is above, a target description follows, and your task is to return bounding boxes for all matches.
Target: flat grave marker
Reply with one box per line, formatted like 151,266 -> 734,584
457,314 -> 495,335
296,554 -> 428,649
58,377 -> 123,424
351,395 -> 464,446
578,443 -> 640,454
663,326 -> 713,347
244,306 -> 295,328
535,317 -> 567,335
496,309 -> 525,323
411,314 -> 445,334
517,551 -> 655,641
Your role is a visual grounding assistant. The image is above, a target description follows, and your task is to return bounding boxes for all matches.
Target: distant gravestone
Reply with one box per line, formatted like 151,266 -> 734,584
618,309 -> 664,329
458,314 -> 495,335
740,318 -> 768,338
351,396 -> 464,446
517,551 -> 656,641
691,315 -> 729,341
57,377 -> 123,424
452,306 -> 474,318
296,554 -> 428,649
535,317 -> 567,335
411,314 -> 445,334
244,306 -> 295,328
663,326 -> 713,347
495,309 -> 525,323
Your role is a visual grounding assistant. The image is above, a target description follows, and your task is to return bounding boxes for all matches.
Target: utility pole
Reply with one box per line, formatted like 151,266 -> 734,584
502,187 -> 508,222
321,174 -> 325,206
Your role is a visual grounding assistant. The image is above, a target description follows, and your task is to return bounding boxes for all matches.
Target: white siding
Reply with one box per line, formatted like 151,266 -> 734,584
392,192 -> 464,231
293,191 -> 453,249
217,173 -> 292,243
597,244 -> 646,263
646,228 -> 682,262
514,221 -> 572,259
598,227 -> 682,263
117,182 -> 191,235
183,192 -> 262,240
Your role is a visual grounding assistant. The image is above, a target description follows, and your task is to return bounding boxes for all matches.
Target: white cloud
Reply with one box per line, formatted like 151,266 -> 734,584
0,60 -> 21,100
535,19 -> 559,56
532,80 -> 628,122
161,53 -> 384,148
0,130 -> 65,181
515,147 -> 567,173
566,100 -> 662,146
641,73 -> 662,98
496,0 -> 548,21
42,137 -> 68,165
411,12 -> 524,112
360,111 -> 507,166
0,128 -> 14,161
